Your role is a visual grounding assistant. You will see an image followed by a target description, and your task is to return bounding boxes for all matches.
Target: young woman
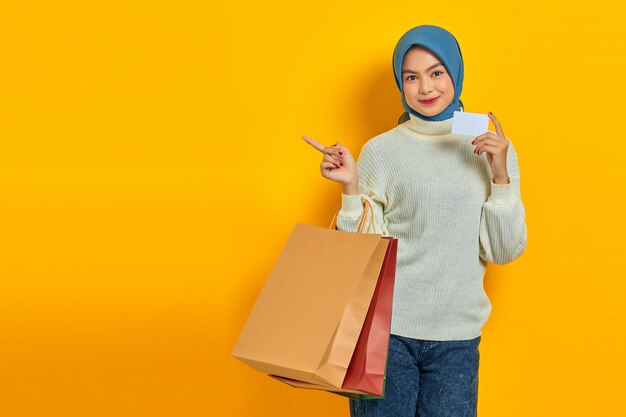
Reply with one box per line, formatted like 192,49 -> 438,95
302,24 -> 527,417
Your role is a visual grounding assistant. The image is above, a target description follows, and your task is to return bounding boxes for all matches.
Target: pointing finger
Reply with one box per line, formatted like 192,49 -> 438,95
301,135 -> 325,153
488,112 -> 505,137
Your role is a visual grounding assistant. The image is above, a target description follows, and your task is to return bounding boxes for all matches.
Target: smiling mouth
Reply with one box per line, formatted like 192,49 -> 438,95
419,97 -> 440,104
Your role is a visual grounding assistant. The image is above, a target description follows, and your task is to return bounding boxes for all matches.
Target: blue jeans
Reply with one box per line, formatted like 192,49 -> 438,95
349,333 -> 481,417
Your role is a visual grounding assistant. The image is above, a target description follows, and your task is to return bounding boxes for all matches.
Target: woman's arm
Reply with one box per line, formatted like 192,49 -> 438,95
336,143 -> 389,236
479,139 -> 528,264
336,181 -> 389,235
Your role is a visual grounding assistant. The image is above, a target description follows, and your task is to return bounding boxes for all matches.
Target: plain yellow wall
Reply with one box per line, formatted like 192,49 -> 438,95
1,1 -> 624,416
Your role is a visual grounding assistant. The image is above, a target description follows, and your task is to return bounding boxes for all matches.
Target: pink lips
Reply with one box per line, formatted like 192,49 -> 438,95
419,97 -> 439,105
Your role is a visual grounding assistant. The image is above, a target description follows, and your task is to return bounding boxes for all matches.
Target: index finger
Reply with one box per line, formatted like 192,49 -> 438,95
488,112 -> 505,137
301,135 -> 326,153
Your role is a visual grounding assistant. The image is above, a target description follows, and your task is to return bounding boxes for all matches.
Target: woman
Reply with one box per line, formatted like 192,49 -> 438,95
302,24 -> 527,417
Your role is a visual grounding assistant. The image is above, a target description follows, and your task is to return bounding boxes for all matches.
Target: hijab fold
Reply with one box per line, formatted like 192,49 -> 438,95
393,25 -> 465,123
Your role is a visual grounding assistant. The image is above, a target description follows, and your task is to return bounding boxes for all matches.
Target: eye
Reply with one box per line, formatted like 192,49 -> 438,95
406,75 -> 417,81
433,71 -> 444,76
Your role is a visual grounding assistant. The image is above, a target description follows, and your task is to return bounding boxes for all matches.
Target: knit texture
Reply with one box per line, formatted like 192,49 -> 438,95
336,114 -> 527,341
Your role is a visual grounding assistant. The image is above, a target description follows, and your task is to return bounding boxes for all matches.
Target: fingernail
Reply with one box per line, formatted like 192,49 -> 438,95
340,163 -> 344,167
338,151 -> 343,156
488,111 -> 493,115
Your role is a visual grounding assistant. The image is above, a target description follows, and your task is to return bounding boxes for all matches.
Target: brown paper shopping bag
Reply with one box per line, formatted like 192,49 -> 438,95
271,234 -> 397,398
232,200 -> 397,395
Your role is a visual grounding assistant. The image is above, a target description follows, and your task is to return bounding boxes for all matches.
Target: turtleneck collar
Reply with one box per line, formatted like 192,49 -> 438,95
406,113 -> 454,136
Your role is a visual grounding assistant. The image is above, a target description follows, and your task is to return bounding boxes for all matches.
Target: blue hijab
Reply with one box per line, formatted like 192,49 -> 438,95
393,25 -> 465,123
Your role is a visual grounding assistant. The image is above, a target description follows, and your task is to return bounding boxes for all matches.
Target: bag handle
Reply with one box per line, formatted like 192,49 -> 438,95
328,199 -> 376,234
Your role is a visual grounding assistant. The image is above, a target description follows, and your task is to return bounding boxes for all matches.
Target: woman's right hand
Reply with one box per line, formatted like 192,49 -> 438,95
301,135 -> 358,188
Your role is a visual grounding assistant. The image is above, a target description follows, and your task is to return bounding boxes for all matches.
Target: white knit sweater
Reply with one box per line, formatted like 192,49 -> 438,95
336,113 -> 527,341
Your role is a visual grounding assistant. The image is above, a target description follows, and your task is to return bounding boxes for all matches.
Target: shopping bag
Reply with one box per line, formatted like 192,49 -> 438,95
232,200 -> 397,396
272,234 -> 396,397
340,234 -> 396,395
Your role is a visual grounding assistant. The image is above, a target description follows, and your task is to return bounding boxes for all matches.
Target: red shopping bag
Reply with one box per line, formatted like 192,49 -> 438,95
341,235 -> 396,395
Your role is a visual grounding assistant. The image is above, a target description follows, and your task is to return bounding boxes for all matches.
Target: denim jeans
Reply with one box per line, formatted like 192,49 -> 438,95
349,333 -> 481,417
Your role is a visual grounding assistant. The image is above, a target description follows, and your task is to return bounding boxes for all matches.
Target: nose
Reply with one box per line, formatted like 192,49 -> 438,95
419,78 -> 433,95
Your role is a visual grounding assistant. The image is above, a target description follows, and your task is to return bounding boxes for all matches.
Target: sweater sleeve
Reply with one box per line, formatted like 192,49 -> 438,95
336,143 -> 390,236
479,138 -> 528,264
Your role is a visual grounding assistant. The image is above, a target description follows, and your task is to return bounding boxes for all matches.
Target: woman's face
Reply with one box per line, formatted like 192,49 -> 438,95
401,46 -> 455,117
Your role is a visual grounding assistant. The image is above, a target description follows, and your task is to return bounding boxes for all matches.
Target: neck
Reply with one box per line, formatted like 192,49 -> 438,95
406,113 -> 454,136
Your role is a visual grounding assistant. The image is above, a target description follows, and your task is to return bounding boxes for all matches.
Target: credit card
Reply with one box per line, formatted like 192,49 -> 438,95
451,111 -> 489,136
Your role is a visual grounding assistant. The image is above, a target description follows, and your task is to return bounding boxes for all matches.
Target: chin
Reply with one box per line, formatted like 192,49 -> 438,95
416,108 -> 442,117
409,103 -> 443,117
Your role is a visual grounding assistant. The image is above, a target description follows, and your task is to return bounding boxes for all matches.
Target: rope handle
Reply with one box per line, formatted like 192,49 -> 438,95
328,198 -> 377,234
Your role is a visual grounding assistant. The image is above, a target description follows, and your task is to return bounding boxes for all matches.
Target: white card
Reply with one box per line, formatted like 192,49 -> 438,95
451,111 -> 489,136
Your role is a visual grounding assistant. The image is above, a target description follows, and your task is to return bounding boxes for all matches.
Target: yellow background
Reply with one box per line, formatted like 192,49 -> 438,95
1,1 -> 624,416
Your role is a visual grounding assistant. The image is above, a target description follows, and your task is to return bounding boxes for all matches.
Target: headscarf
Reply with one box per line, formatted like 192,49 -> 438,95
393,25 -> 465,123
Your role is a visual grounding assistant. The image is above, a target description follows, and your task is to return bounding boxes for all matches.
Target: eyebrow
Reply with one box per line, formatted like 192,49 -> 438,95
402,62 -> 444,75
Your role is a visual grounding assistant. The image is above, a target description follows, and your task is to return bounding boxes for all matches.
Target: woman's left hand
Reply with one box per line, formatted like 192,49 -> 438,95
471,112 -> 510,184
